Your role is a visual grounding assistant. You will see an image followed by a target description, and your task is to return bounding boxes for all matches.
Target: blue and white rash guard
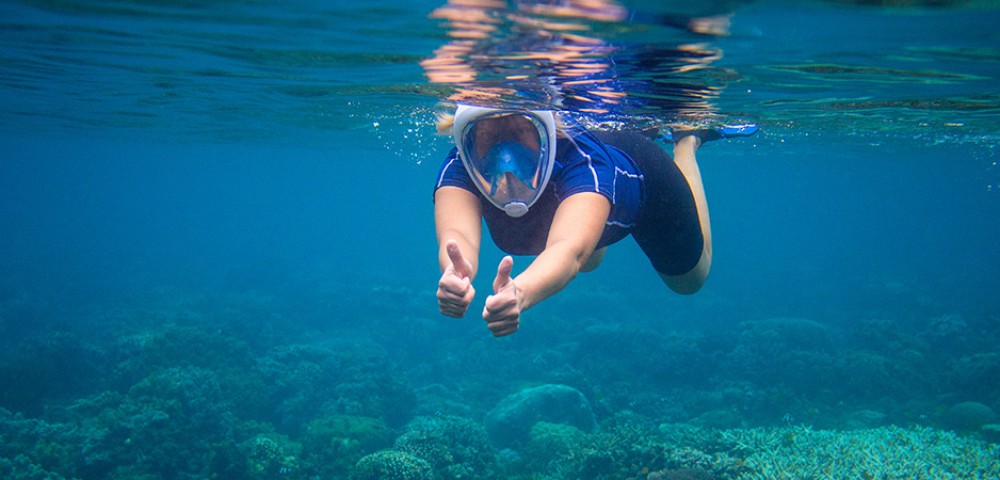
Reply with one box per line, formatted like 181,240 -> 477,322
434,119 -> 645,256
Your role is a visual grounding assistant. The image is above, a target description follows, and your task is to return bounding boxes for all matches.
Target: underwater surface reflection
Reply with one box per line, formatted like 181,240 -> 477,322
0,1 -> 999,479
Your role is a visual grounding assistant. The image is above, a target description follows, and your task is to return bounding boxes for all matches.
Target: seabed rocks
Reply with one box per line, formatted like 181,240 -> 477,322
485,384 -> 598,449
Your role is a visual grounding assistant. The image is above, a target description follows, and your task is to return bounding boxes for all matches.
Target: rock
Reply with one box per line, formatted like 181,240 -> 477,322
980,423 -> 1000,443
945,401 -> 997,432
690,409 -> 741,429
843,409 -> 888,429
484,384 -> 597,448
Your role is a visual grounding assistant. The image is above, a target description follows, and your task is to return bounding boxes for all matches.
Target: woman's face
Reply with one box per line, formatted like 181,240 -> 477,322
472,113 -> 541,158
467,113 -> 544,201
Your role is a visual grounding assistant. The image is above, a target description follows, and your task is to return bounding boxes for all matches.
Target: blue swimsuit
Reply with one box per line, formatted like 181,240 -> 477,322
435,119 -> 705,276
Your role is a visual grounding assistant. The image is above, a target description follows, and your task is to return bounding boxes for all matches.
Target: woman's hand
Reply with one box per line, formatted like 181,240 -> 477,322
437,240 -> 475,317
483,256 -> 521,337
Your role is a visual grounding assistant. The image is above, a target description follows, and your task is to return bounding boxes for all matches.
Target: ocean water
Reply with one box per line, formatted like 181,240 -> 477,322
1,1 -> 999,479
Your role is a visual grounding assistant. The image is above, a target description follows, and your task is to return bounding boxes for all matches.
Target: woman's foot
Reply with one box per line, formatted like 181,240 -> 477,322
662,123 -> 759,143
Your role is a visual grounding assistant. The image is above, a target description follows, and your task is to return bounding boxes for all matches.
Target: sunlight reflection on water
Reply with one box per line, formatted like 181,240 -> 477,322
0,0 -> 997,148
420,0 -> 736,130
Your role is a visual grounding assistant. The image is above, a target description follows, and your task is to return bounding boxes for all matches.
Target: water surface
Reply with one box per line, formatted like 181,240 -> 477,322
1,1 -> 999,479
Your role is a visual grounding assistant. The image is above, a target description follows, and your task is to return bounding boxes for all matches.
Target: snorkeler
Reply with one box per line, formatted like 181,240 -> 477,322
434,105 -> 757,336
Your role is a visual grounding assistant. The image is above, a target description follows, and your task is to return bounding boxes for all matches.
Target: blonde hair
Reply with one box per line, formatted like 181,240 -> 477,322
436,111 -> 456,136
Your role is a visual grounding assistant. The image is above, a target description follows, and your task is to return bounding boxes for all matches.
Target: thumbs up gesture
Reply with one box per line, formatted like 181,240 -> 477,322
437,240 -> 475,318
483,256 -> 521,337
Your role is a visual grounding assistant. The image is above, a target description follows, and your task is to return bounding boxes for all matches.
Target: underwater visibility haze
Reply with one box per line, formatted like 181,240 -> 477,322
1,0 -> 1000,479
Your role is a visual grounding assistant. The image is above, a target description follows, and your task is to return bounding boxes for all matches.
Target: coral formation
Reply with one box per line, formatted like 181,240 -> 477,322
725,425 -> 1000,479
351,450 -> 434,480
720,317 -> 837,397
647,468 -> 712,480
301,414 -> 393,477
485,384 -> 598,448
945,401 -> 998,432
1,282 -> 998,480
245,434 -> 301,479
394,415 -> 497,479
527,421 -> 588,460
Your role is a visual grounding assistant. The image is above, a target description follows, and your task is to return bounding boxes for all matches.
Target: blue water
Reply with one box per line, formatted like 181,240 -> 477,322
2,1 -> 999,479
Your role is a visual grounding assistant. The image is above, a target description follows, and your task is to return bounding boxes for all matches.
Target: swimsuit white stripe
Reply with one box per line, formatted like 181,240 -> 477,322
585,152 -> 599,193
565,133 -> 642,229
607,165 -> 642,228
436,155 -> 460,189
566,134 -> 600,193
607,220 -> 635,227
615,166 -> 643,179
612,167 -> 618,203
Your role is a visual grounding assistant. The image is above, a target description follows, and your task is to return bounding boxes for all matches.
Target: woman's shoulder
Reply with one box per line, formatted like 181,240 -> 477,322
555,121 -> 624,167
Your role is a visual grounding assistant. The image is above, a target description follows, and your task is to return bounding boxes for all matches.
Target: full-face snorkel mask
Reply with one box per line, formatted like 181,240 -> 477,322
453,105 -> 557,218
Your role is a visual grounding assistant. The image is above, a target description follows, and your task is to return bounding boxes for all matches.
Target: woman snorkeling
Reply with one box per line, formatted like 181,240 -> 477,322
433,105 -> 757,336
424,0 -> 754,336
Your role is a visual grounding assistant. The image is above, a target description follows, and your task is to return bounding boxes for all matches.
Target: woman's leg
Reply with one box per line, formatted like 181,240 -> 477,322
580,246 -> 607,272
659,133 -> 711,294
593,131 -> 711,294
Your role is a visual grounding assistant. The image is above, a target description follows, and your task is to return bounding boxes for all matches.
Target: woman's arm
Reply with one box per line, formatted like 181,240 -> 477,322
514,192 -> 610,310
483,192 -> 610,335
434,186 -> 482,275
434,186 -> 483,317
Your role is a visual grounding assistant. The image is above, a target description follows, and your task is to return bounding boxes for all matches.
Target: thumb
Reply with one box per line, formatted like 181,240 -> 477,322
446,240 -> 471,279
493,256 -> 514,293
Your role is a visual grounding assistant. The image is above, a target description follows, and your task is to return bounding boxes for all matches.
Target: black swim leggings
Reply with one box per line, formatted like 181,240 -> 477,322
592,131 -> 705,276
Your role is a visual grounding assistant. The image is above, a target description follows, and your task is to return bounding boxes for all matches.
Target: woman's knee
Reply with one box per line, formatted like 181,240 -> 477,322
658,248 -> 711,294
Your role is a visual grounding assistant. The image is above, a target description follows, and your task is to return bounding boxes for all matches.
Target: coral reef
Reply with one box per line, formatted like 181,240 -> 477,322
1,281 -> 998,479
244,434 -> 301,479
526,421 -> 588,463
485,384 -> 598,448
394,415 -> 497,479
945,401 -> 998,432
725,425 -> 1000,479
351,450 -> 434,480
256,341 -> 416,431
301,414 -> 393,477
718,318 -> 837,398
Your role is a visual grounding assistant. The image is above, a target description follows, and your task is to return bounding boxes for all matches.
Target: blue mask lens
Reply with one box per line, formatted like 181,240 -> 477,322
483,141 -> 538,188
455,107 -> 555,218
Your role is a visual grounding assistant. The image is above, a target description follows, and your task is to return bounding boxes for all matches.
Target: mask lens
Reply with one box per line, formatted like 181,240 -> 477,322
463,114 -> 544,191
456,108 -> 554,217
484,141 -> 539,193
